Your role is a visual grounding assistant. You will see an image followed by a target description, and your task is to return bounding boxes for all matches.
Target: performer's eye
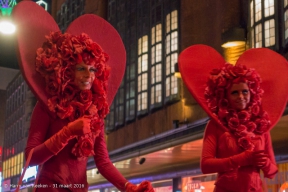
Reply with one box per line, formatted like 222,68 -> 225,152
242,90 -> 249,95
90,68 -> 97,73
231,90 -> 238,95
76,67 -> 84,71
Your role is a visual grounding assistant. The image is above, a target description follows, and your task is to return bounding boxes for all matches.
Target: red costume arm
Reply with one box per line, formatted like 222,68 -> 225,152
25,102 -> 55,165
201,120 -> 255,174
261,132 -> 278,178
93,126 -> 128,191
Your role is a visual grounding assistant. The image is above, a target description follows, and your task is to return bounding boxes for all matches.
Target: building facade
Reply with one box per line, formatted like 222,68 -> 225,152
1,0 -> 288,192
2,72 -> 37,191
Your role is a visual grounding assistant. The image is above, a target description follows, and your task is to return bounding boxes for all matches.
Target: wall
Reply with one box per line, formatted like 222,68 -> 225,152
85,0 -> 107,18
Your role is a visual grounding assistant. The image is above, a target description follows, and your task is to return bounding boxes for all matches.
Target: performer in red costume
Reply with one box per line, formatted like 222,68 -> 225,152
12,2 -> 154,192
178,45 -> 288,192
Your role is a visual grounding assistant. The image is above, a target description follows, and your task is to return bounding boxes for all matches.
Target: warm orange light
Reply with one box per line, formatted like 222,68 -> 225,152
222,41 -> 246,65
221,41 -> 245,48
174,71 -> 182,78
280,182 -> 288,191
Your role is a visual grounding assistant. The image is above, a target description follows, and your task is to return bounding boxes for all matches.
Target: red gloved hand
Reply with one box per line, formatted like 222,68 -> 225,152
44,116 -> 91,155
67,116 -> 91,136
252,150 -> 269,168
125,181 -> 154,192
231,150 -> 269,167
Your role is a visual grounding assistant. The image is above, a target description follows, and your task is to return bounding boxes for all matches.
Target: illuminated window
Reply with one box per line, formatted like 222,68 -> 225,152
250,0 -> 276,48
3,161 -> 6,178
3,153 -> 24,179
283,0 -> 288,43
285,10 -> 288,39
151,24 -> 162,107
255,0 -> 262,22
264,0 -> 274,17
250,1 -> 254,27
137,35 -> 148,113
264,19 -> 275,46
165,10 -> 179,101
255,24 -> 262,47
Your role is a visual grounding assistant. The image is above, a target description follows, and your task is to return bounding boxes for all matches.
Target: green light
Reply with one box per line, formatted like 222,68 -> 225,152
0,0 -> 17,16
0,7 -> 13,16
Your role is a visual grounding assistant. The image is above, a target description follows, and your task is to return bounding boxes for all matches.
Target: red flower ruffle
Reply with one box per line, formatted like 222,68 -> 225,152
36,31 -> 110,159
205,64 -> 270,151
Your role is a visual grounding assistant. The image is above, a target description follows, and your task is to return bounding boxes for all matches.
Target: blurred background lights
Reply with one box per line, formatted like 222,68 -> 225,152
0,20 -> 16,34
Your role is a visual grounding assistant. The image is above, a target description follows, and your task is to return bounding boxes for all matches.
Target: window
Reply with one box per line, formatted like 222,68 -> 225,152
115,82 -> 124,126
250,0 -> 276,48
2,153 -> 23,179
137,35 -> 149,114
283,0 -> 288,45
165,10 -> 179,101
125,49 -> 136,121
151,8 -> 163,109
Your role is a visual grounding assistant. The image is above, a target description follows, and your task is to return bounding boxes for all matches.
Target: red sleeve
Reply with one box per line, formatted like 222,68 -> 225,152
261,132 -> 278,179
93,126 -> 128,191
25,102 -> 55,165
201,120 -> 249,173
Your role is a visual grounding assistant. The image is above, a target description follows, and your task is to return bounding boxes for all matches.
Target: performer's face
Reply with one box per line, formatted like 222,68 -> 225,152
74,62 -> 96,90
227,82 -> 250,111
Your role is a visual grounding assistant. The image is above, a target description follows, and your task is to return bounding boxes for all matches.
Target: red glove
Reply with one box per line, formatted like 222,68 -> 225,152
252,150 -> 269,168
125,181 -> 154,192
44,116 -> 91,154
66,116 -> 91,135
230,150 -> 269,167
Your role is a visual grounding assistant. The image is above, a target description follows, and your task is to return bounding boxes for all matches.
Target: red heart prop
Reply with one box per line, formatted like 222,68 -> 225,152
12,1 -> 125,106
179,44 -> 288,130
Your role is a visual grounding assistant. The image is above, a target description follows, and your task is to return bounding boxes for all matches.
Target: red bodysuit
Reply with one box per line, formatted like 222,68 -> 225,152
201,120 -> 278,192
25,102 -> 127,192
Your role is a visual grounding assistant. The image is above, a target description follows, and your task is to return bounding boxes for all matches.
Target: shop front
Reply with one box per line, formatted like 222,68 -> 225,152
181,174 -> 217,192
180,161 -> 288,192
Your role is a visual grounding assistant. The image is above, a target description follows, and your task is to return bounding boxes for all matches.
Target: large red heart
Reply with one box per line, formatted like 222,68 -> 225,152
178,44 -> 288,131
12,1 -> 125,106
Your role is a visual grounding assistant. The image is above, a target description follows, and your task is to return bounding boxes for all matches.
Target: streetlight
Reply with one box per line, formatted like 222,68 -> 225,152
0,20 -> 16,34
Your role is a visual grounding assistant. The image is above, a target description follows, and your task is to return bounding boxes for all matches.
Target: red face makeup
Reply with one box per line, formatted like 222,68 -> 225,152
227,82 -> 251,111
74,62 -> 96,90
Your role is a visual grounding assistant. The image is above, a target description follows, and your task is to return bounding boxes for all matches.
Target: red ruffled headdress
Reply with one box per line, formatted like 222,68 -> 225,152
178,45 -> 288,139
205,63 -> 270,150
